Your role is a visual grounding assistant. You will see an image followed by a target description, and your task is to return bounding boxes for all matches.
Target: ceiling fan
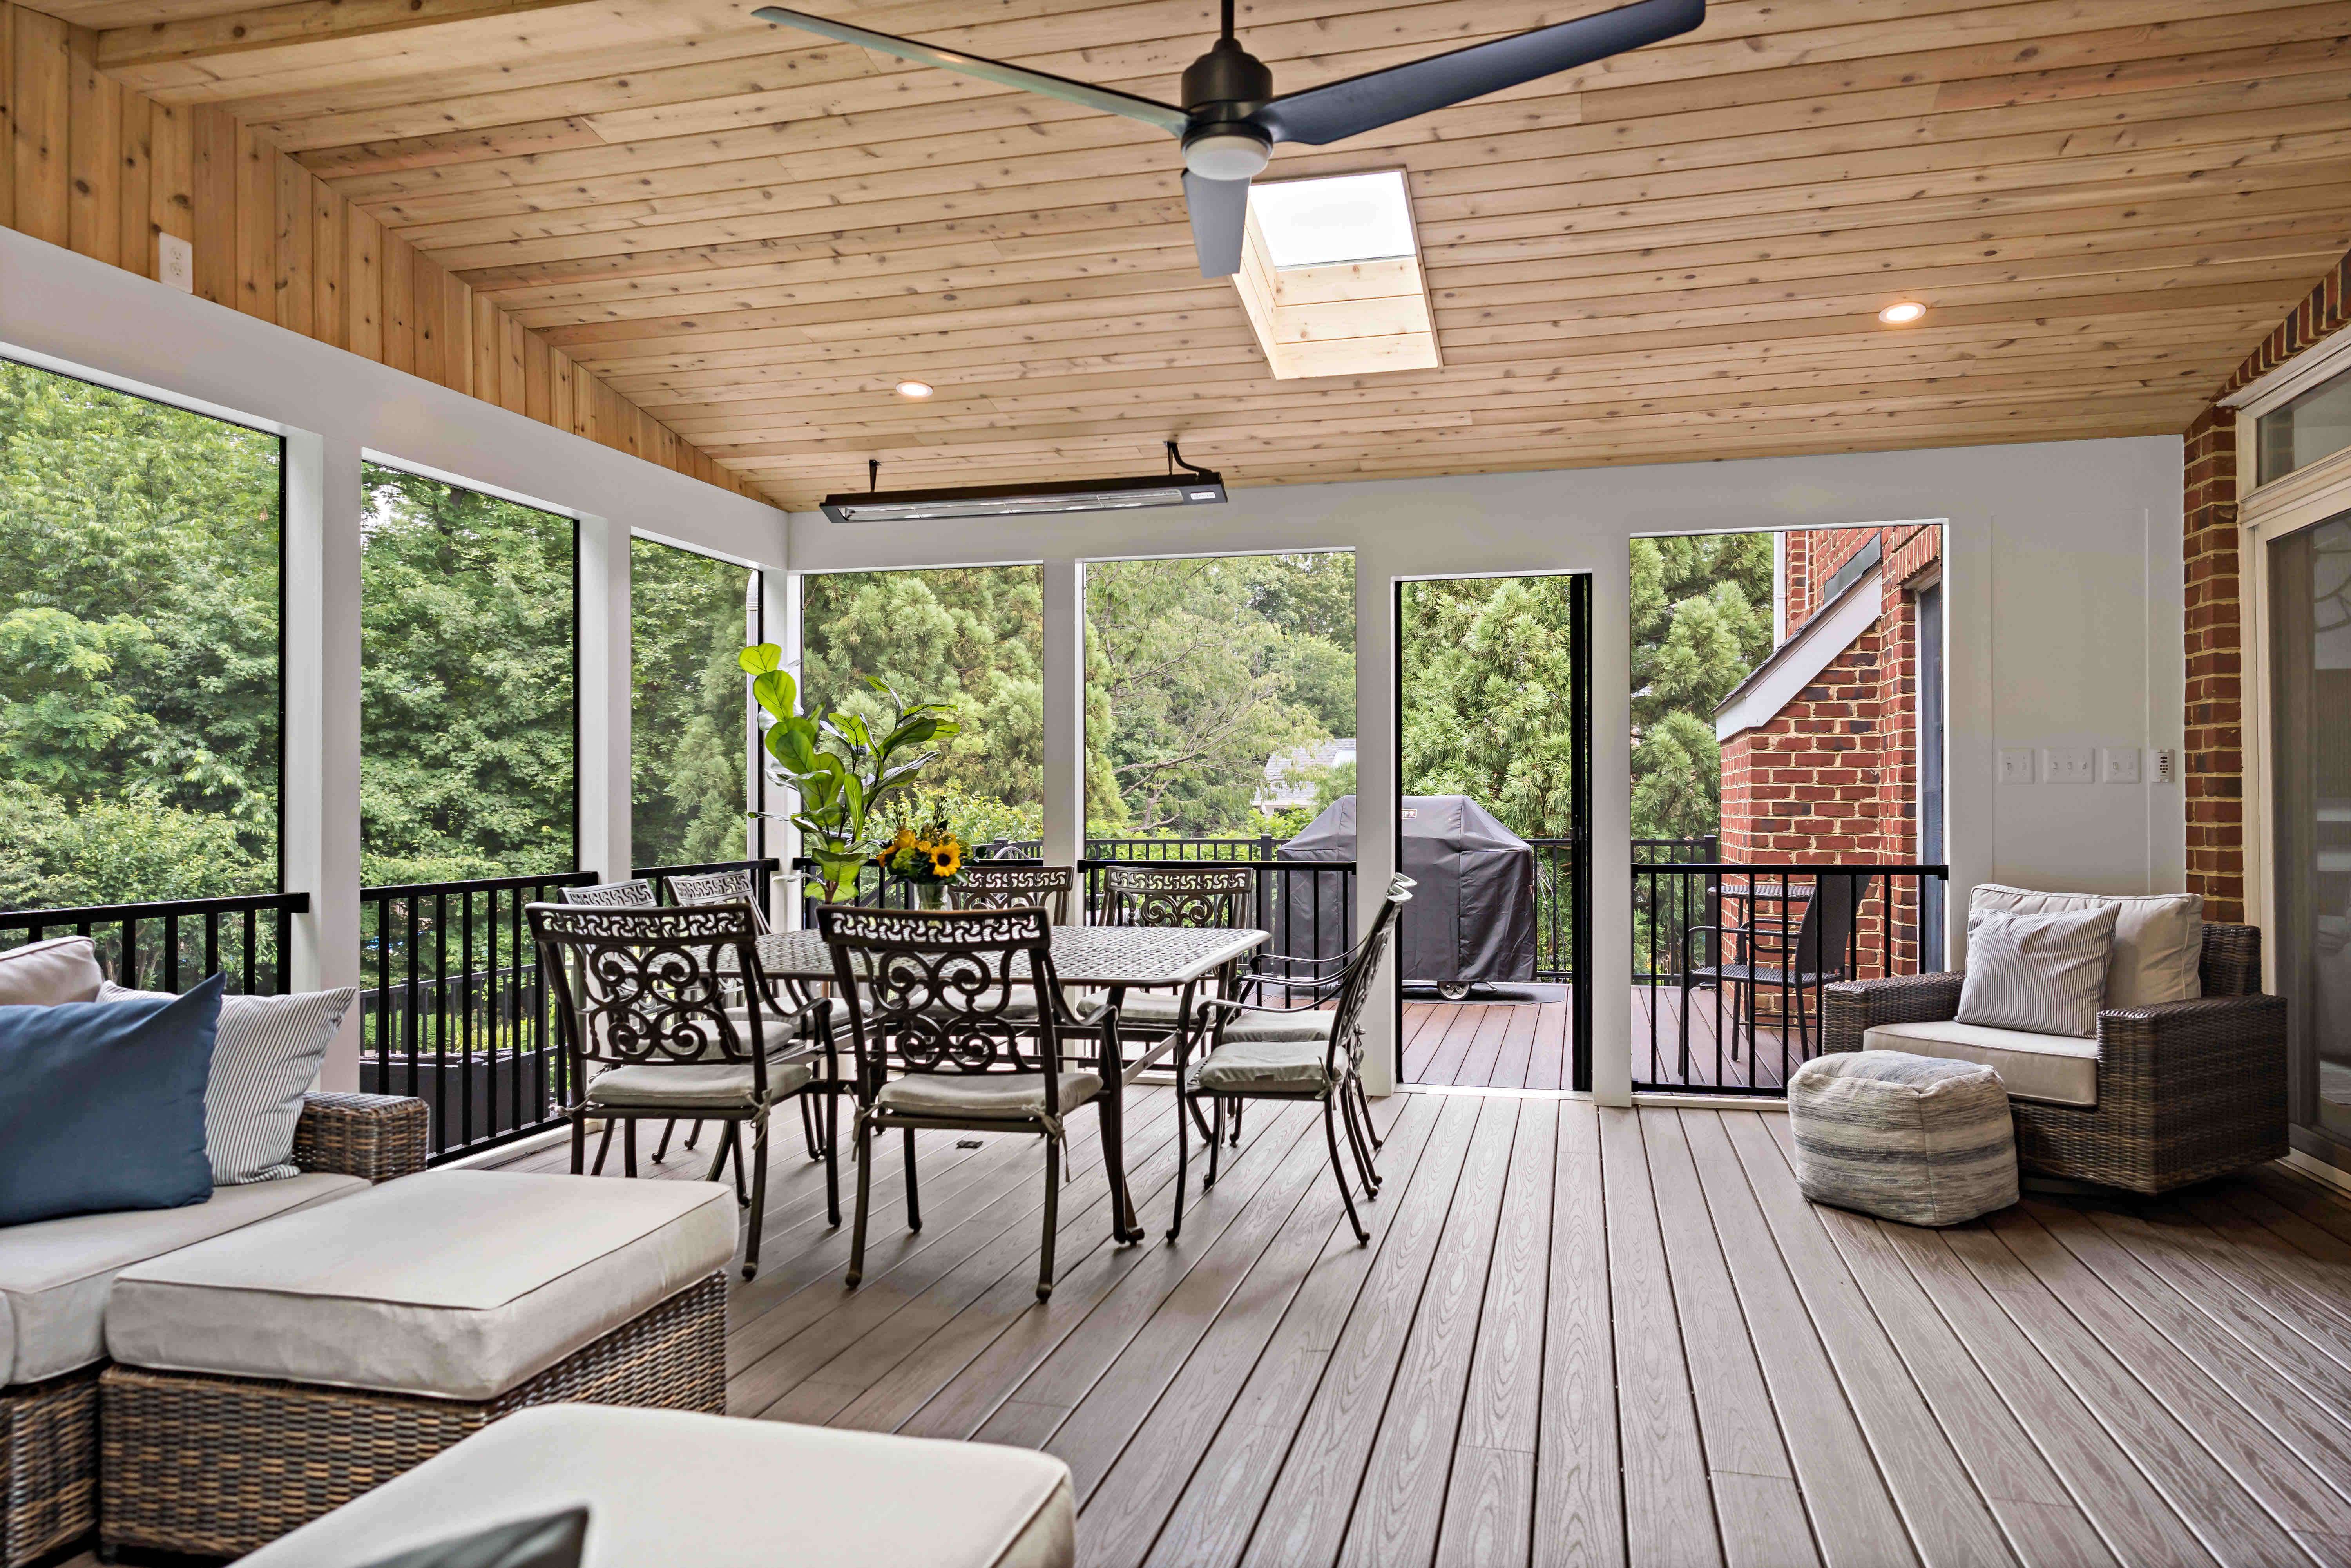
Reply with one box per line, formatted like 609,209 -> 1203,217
750,0 -> 1705,278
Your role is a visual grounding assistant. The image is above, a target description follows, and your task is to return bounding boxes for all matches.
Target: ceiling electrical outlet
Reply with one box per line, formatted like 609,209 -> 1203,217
158,234 -> 193,293
2102,746 -> 2141,784
1999,748 -> 2036,784
2043,746 -> 2095,783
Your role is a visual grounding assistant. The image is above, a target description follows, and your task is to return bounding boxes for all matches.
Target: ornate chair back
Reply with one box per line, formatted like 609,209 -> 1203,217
559,878 -> 656,909
529,903 -> 772,1097
814,905 -> 1074,1115
951,864 -> 1075,925
1103,864 -> 1254,930
1323,877 -> 1412,1078
669,867 -> 771,933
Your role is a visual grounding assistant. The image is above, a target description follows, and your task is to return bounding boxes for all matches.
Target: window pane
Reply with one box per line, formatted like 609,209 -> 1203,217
360,464 -> 575,884
0,358 -> 283,907
2259,369 -> 2351,486
1086,553 -> 1355,840
801,566 -> 1044,849
632,539 -> 752,868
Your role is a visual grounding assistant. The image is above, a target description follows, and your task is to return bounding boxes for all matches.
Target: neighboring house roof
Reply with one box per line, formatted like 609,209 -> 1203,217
1711,562 -> 1885,741
1259,738 -> 1356,810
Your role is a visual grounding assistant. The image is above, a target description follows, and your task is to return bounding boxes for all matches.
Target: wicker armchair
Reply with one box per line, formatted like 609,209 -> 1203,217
0,1090 -> 425,1568
1820,923 -> 2284,1194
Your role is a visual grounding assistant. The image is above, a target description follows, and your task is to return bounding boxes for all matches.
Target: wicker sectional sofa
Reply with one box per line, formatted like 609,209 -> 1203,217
1820,922 -> 2286,1194
0,1090 -> 426,1568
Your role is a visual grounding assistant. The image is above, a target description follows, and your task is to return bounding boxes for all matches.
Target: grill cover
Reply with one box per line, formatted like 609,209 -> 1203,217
1277,795 -> 1537,985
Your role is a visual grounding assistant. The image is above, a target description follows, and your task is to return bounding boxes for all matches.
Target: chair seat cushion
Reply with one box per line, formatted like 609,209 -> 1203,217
235,1404 -> 1074,1568
589,1054 -> 813,1109
1788,1050 -> 2018,1227
1074,991 -> 1191,1027
1864,1019 -> 2099,1108
1194,1038 -> 1330,1095
105,1170 -> 737,1400
877,1071 -> 1103,1121
0,1171 -> 365,1386
1219,1007 -> 1334,1044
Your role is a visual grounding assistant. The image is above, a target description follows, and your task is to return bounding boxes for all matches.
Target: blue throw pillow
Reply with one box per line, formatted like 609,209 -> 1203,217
0,972 -> 221,1226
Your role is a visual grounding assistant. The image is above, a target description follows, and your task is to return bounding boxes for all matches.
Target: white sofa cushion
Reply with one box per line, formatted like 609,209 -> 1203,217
235,1404 -> 1075,1568
106,1170 -> 737,1400
1971,884 -> 2203,1009
1865,1019 -> 2101,1108
0,935 -> 102,1006
0,1171 -> 363,1386
103,982 -> 359,1183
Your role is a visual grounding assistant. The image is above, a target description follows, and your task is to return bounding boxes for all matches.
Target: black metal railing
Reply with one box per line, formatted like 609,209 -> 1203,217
0,890 -> 309,995
1631,861 -> 1948,1096
360,869 -> 594,1163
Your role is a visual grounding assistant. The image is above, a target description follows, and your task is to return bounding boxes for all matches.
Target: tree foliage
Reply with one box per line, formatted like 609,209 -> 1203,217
1628,534 -> 1775,843
631,539 -> 750,867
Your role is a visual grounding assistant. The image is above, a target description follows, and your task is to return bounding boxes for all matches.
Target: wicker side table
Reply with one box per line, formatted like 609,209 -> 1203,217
100,1272 -> 725,1559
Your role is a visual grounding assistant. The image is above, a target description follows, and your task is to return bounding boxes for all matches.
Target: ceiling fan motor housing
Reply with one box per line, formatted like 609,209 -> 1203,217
1180,38 -> 1275,178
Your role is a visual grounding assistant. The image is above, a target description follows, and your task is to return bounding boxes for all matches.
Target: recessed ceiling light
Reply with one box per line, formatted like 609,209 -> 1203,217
1878,301 -> 1927,325
894,379 -> 935,399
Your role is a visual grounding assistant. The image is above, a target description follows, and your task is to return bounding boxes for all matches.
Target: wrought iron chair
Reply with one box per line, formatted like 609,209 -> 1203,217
817,904 -> 1123,1300
1679,870 -> 1872,1077
668,867 -> 772,931
1100,864 -> 1257,1140
951,863 -> 1076,925
531,901 -> 831,1280
672,865 -> 841,1163
1187,876 -> 1409,1246
558,878 -> 705,1163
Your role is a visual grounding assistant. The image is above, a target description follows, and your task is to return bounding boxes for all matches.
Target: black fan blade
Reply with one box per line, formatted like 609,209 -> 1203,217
1250,0 -> 1703,146
1184,171 -> 1252,278
751,7 -> 1191,135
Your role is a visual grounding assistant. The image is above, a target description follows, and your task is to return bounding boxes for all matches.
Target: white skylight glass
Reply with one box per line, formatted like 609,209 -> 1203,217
1249,171 -> 1417,270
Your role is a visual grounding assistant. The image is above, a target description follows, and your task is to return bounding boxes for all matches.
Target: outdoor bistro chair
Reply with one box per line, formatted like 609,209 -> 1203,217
1679,870 -> 1873,1078
818,904 -> 1121,1300
951,862 -> 1076,925
531,900 -> 833,1280
1183,876 -> 1409,1247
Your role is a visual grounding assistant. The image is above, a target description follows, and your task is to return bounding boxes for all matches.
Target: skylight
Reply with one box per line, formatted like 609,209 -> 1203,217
1230,170 -> 1440,381
1249,171 -> 1418,269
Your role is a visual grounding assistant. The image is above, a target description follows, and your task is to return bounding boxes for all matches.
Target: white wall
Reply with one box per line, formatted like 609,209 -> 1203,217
1,228 -> 790,1091
792,435 -> 2187,1101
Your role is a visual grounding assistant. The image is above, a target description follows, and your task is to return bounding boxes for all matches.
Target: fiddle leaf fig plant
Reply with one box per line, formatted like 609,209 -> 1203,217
738,643 -> 960,902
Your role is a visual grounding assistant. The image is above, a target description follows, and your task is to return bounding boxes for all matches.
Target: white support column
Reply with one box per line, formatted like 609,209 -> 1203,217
1588,552 -> 1635,1107
761,569 -> 804,928
283,431 -> 366,1091
1355,552 -> 1398,1095
1041,558 -> 1087,908
576,516 -> 632,885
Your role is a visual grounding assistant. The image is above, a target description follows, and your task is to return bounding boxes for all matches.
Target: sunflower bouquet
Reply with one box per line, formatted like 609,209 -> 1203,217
876,819 -> 967,905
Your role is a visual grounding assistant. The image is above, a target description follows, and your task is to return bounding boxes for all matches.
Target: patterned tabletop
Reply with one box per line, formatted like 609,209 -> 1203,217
748,923 -> 1267,989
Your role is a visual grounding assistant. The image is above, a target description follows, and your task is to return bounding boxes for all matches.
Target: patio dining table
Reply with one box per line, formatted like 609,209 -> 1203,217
744,923 -> 1269,1242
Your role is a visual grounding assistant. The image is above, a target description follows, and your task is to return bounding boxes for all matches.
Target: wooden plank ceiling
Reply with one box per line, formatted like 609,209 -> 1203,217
49,0 -> 2351,507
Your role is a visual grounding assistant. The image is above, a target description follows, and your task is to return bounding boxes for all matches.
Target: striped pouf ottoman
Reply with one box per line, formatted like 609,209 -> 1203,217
1786,1051 -> 2018,1226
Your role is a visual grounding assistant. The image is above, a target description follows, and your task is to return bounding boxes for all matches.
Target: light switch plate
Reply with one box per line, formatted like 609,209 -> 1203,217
159,234 -> 193,293
1999,748 -> 2036,784
2044,746 -> 2094,783
2102,746 -> 2141,784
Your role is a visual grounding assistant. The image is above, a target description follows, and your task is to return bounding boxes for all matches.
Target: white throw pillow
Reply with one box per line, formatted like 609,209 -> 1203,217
0,934 -> 104,1005
1954,905 -> 2118,1040
103,982 -> 358,1183
1969,884 -> 2202,1009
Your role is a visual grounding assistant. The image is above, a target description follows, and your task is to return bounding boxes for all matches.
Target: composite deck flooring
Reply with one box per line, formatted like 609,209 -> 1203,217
1405,991 -> 1799,1092
449,1092 -> 2351,1568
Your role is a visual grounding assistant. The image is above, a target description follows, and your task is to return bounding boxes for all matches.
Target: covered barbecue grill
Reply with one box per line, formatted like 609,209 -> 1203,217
1277,794 -> 1538,995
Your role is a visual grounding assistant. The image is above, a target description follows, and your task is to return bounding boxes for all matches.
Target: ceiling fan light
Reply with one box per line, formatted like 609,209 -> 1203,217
1182,127 -> 1271,181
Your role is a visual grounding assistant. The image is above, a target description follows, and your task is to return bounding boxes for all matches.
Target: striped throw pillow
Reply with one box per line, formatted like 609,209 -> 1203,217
102,982 -> 358,1184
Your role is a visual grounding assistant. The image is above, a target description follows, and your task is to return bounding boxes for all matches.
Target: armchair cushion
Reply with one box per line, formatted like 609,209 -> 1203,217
0,936 -> 102,1006
1863,1019 -> 2099,1108
1955,905 -> 2117,1039
1971,884 -> 2202,1008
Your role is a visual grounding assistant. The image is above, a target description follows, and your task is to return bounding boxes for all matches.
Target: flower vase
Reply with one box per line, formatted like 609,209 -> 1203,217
913,881 -> 945,909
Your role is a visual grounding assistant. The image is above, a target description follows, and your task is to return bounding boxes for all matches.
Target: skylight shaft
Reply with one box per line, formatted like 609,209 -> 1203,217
1249,171 -> 1418,270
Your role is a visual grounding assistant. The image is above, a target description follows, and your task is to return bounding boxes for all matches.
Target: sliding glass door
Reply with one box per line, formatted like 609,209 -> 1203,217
2270,512 -> 2351,1159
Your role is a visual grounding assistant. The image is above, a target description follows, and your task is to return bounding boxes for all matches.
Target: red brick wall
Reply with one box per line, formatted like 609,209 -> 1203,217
2181,251 -> 2351,925
1717,523 -> 1943,981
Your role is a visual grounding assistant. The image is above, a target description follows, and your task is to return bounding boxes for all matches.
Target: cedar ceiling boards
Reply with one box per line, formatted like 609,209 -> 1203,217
44,0 -> 2351,508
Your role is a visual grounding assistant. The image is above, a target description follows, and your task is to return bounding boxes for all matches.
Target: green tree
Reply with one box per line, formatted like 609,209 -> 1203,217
1628,534 -> 1774,843
358,464 -> 576,885
631,539 -> 750,868
1400,577 -> 1581,837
